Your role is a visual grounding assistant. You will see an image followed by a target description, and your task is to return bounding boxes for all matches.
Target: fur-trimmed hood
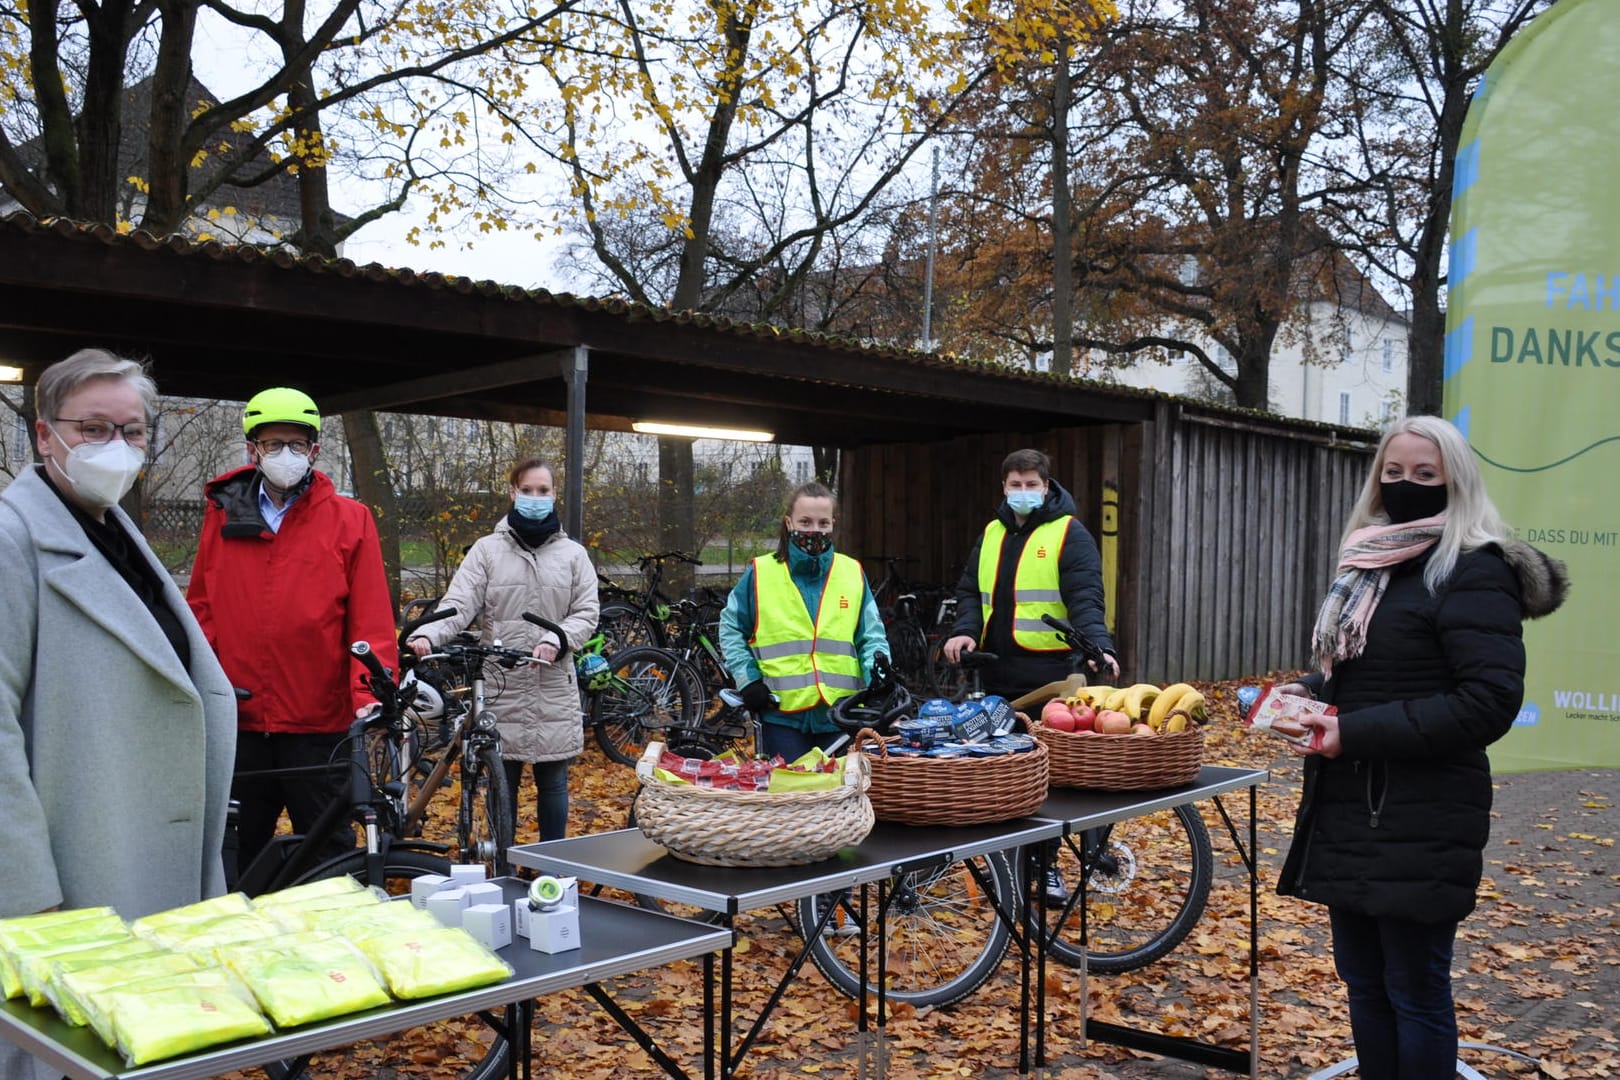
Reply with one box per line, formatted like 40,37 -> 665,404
1500,539 -> 1570,619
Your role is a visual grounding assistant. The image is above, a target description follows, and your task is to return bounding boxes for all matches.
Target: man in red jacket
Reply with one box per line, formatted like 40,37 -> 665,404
188,387 -> 399,873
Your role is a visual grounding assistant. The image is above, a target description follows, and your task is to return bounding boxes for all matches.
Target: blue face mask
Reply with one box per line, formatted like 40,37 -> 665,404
1005,489 -> 1045,516
513,494 -> 554,520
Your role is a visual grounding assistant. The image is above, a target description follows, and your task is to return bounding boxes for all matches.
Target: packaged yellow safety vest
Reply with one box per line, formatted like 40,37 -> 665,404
977,517 -> 1070,651
750,554 -> 866,712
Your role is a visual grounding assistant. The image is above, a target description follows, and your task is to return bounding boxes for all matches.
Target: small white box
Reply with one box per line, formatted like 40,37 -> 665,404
448,864 -> 489,886
462,882 -> 504,909
512,878 -> 580,939
426,886 -> 470,927
462,904 -> 512,950
527,904 -> 580,954
410,874 -> 452,909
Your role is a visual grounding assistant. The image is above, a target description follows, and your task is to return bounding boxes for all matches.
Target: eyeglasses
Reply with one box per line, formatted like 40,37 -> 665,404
253,438 -> 313,456
54,417 -> 149,447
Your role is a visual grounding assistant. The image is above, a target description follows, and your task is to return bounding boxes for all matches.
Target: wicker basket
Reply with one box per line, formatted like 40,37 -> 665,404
852,730 -> 1050,826
632,743 -> 875,867
1034,722 -> 1205,791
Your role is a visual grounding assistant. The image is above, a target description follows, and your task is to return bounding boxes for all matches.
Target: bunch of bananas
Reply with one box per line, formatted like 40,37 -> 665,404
1062,682 -> 1207,733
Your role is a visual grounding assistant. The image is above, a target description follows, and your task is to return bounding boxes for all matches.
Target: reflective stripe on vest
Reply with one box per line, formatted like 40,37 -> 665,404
977,517 -> 1070,651
750,554 -> 866,711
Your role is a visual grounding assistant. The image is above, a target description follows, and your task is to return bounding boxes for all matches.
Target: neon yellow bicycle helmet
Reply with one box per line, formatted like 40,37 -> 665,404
243,387 -> 321,437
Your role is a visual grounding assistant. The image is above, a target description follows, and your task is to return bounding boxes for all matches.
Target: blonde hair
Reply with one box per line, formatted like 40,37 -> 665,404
1341,415 -> 1511,592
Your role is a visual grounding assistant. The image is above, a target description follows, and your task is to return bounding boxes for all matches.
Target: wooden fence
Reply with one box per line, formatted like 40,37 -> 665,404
837,405 -> 1375,685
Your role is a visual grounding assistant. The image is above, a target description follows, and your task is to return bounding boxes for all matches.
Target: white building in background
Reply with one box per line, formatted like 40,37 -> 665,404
1088,257 -> 1409,427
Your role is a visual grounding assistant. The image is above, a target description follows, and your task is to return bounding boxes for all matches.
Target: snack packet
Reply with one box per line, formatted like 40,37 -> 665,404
1246,684 -> 1331,750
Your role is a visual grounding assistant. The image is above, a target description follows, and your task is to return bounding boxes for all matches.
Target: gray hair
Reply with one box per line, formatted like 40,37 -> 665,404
35,348 -> 158,424
1342,414 -> 1512,592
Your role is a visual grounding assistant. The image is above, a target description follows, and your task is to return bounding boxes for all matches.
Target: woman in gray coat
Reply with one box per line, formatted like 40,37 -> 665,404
0,350 -> 236,1074
408,457 -> 598,841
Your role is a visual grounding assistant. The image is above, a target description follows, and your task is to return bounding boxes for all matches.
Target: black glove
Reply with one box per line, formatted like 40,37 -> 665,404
739,679 -> 775,714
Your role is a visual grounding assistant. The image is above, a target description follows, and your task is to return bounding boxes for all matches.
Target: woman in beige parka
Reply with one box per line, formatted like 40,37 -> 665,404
407,458 -> 599,840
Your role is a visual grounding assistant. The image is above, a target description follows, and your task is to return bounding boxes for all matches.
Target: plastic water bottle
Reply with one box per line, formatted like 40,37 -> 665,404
1236,685 -> 1261,722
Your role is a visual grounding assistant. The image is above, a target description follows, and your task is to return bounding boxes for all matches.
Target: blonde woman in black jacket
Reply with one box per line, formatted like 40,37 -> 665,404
1272,415 -> 1567,1079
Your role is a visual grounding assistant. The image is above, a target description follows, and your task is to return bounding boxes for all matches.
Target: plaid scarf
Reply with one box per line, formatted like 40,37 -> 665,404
1311,516 -> 1446,675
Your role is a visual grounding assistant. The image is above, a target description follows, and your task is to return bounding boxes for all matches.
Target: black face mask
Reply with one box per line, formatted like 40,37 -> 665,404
789,530 -> 833,556
1380,480 -> 1448,524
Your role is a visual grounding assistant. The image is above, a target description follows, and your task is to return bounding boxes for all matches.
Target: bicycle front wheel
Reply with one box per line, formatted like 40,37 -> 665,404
457,743 -> 515,877
799,853 -> 1016,1008
591,647 -> 700,766
881,619 -> 927,692
281,848 -> 508,1080
1040,802 -> 1214,973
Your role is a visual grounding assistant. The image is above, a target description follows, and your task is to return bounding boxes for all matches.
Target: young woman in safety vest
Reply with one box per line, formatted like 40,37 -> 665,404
718,482 -> 890,761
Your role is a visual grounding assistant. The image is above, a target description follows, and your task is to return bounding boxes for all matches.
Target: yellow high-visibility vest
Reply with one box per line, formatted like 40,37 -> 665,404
750,553 -> 866,712
977,517 -> 1070,651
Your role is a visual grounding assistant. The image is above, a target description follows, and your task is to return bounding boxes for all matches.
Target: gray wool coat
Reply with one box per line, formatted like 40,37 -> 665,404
416,519 -> 599,762
0,467 -> 237,921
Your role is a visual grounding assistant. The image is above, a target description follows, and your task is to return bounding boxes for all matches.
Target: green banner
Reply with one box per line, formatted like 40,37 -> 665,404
1445,0 -> 1620,771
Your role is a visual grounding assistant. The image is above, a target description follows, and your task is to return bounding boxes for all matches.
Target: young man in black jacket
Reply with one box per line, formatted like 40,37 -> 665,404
943,447 -> 1119,902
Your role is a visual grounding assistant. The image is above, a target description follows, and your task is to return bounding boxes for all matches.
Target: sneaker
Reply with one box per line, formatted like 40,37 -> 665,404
1042,868 -> 1071,906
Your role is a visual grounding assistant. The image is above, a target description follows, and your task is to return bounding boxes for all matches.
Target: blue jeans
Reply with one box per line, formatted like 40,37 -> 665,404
1329,908 -> 1459,1079
504,759 -> 571,843
759,723 -> 844,762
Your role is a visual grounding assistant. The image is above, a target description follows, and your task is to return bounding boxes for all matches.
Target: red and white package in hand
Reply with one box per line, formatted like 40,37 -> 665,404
1246,684 -> 1331,751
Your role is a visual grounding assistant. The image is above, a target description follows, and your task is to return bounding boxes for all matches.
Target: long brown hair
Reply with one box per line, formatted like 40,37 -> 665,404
774,481 -> 837,561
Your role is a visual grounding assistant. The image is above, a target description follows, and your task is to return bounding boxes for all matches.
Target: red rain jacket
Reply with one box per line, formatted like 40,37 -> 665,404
188,466 -> 398,734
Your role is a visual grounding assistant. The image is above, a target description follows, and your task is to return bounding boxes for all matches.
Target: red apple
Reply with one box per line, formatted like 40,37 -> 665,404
1069,703 -> 1097,732
1041,699 -> 1073,727
1045,710 -> 1078,733
1097,710 -> 1133,735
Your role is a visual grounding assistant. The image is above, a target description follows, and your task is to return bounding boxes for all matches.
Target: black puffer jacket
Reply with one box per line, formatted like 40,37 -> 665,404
949,481 -> 1115,698
1278,540 -> 1569,923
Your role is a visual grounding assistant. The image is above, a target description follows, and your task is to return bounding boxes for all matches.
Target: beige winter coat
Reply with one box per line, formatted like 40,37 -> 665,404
418,519 -> 599,762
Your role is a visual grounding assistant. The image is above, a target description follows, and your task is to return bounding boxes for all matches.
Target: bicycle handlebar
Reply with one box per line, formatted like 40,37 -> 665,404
1039,614 -> 1112,670
520,613 -> 572,661
350,640 -> 398,714
637,550 -> 703,569
398,606 -> 459,650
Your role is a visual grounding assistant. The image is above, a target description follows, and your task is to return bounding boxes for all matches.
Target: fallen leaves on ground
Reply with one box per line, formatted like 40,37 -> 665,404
223,677 -> 1618,1079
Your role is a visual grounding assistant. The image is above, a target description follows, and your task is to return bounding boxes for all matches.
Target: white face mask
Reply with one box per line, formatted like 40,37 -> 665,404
49,427 -> 146,508
258,446 -> 312,489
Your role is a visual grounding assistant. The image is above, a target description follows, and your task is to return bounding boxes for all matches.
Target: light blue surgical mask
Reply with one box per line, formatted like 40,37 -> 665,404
1005,489 -> 1045,516
514,494 -> 554,520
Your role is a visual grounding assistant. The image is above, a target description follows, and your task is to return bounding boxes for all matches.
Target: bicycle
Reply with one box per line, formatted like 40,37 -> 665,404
862,554 -> 940,693
226,654 -> 511,1080
594,550 -> 702,652
386,606 -> 551,878
576,636 -> 704,767
1027,613 -> 1214,973
797,649 -> 1020,1008
656,596 -> 752,759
